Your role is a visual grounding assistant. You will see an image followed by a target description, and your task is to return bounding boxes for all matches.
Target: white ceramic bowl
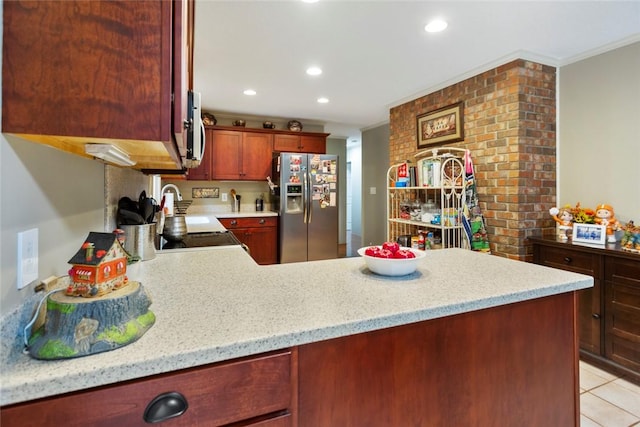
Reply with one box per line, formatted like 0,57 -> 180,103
357,246 -> 426,276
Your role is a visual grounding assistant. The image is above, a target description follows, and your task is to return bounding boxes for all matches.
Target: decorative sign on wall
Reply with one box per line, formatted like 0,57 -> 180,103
417,102 -> 464,148
192,187 -> 219,199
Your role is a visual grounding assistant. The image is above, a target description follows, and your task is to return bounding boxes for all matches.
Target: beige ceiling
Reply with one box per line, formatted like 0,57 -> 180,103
193,1 -> 640,141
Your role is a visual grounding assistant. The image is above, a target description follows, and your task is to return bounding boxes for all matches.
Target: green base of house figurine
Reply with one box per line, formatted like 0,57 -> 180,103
27,281 -> 155,360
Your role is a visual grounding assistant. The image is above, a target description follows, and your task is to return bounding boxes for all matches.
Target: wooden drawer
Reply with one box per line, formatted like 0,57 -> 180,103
1,350 -> 292,427
536,245 -> 600,276
247,413 -> 292,426
605,256 -> 640,284
220,217 -> 277,229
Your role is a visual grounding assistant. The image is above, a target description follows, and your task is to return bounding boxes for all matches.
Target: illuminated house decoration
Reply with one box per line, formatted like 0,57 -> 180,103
66,232 -> 129,297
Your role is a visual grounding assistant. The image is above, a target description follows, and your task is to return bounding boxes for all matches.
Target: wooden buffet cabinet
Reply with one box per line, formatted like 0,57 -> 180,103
188,127 -> 329,181
1,292 -> 580,426
531,236 -> 640,384
219,217 -> 278,265
2,0 -> 193,171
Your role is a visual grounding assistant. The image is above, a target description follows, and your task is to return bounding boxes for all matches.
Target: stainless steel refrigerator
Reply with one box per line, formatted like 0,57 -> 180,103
272,152 -> 339,263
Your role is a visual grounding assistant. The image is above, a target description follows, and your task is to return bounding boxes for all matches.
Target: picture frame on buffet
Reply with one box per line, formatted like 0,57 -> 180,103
572,223 -> 607,245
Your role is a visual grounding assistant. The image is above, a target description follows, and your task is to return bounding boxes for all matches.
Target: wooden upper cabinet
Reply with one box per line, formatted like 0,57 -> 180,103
274,134 -> 302,152
242,132 -> 274,180
204,129 -> 273,181
274,133 -> 327,154
188,126 -> 328,181
211,130 -> 244,180
1,0 -> 192,170
300,135 -> 326,153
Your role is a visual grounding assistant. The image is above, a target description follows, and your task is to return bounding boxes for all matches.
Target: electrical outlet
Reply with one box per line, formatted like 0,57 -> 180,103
221,192 -> 228,202
370,187 -> 377,195
17,228 -> 38,289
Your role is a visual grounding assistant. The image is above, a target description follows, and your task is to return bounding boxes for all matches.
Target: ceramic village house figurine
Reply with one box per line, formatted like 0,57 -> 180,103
66,232 -> 130,297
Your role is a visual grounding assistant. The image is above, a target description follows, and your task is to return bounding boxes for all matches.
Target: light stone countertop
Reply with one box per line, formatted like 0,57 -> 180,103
0,247 -> 592,406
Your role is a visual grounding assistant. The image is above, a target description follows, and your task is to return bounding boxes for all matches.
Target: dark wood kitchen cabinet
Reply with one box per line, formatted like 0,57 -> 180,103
188,128 -> 273,181
1,350 -> 295,427
2,0 -> 193,171
531,236 -> 640,384
220,217 -> 278,265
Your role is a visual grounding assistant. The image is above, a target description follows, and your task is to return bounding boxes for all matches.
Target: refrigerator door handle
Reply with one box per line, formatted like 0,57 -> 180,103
303,171 -> 309,223
307,171 -> 313,223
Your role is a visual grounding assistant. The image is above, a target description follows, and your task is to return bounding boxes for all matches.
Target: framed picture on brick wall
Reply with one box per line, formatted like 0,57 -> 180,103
417,102 -> 464,148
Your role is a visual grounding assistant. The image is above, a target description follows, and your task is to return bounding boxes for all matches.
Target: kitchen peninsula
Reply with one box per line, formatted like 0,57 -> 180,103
1,247 -> 592,426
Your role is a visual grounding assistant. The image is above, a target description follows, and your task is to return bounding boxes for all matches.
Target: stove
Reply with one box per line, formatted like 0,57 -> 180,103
156,231 -> 242,251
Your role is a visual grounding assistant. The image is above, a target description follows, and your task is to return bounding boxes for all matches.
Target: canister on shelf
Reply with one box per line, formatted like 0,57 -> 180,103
411,236 -> 420,250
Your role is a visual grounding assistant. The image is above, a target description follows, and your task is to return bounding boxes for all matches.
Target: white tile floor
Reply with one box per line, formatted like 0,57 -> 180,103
580,361 -> 640,426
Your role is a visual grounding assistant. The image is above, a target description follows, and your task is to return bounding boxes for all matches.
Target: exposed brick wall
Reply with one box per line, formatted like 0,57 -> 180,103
389,60 -> 557,260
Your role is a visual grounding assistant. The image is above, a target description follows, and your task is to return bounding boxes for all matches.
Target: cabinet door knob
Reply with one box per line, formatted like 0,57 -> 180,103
259,219 -> 265,224
143,391 -> 188,423
592,313 -> 601,319
231,220 -> 237,226
563,257 -> 572,264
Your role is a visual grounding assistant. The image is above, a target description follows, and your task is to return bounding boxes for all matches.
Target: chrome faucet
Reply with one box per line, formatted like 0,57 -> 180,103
161,184 -> 183,201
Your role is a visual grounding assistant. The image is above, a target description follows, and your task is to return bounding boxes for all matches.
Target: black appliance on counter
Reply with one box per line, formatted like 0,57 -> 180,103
155,231 -> 242,251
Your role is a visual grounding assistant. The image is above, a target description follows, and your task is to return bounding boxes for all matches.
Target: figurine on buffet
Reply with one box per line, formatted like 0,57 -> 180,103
620,220 -> 640,252
549,205 -> 574,240
594,204 -> 620,243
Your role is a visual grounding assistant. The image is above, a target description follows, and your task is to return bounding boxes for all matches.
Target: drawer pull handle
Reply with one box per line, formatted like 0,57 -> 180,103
563,257 -> 572,264
143,392 -> 188,423
231,220 -> 237,226
592,313 -> 601,319
259,219 -> 265,224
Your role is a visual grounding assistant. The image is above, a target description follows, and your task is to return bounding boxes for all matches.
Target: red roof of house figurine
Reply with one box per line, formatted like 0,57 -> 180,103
67,232 -> 130,297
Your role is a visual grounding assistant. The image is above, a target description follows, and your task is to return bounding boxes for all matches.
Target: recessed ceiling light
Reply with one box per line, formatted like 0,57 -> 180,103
302,0 -> 319,3
425,19 -> 448,33
317,97 -> 329,104
306,66 -> 322,76
243,89 -> 256,96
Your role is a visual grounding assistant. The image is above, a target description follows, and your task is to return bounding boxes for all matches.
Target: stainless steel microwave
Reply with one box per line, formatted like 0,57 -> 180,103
184,90 -> 205,168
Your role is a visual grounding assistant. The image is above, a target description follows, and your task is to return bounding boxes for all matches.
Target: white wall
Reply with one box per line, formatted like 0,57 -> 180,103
361,124 -> 390,246
326,137 -> 348,245
348,144 -> 362,240
559,42 -> 640,224
1,136 -> 105,313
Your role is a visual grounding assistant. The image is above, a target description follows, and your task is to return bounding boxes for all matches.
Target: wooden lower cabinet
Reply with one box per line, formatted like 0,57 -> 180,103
1,350 -> 294,427
531,236 -> 640,384
605,256 -> 640,373
298,293 -> 579,426
220,217 -> 278,265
